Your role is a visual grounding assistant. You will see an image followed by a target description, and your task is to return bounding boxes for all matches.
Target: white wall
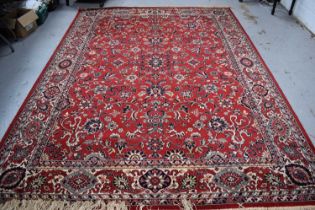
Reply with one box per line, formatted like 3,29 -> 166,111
281,0 -> 315,34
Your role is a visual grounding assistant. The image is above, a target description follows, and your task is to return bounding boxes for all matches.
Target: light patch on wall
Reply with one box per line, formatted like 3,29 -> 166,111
281,0 -> 315,34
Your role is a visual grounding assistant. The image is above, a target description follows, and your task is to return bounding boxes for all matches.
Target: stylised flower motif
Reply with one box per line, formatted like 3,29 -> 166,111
10,146 -> 30,162
193,120 -> 205,130
79,72 -> 88,79
107,121 -> 118,131
140,9 -> 169,18
126,74 -> 137,82
84,119 -> 103,134
120,91 -> 130,98
172,47 -> 181,52
151,100 -> 161,108
270,118 -> 289,138
112,9 -> 132,19
45,143 -> 65,160
181,90 -> 191,98
264,173 -> 282,186
204,151 -> 226,163
62,170 -> 97,194
146,110 -> 165,126
57,98 -> 70,111
36,100 -> 48,111
139,168 -> 171,193
149,56 -> 163,69
94,85 -> 108,94
109,40 -> 120,46
188,58 -> 199,67
43,86 -> 60,99
25,121 -> 42,138
146,85 -> 165,97
209,117 -> 227,132
283,145 -> 301,159
165,150 -> 186,163
174,74 -> 185,82
115,139 -> 127,151
125,150 -> 146,161
28,176 -> 47,190
79,99 -> 92,110
178,9 -> 196,18
192,39 -> 203,45
182,175 -> 196,189
113,176 -> 129,190
149,37 -> 163,45
240,57 -> 254,67
214,168 -> 248,191
252,84 -> 268,97
58,59 -> 72,69
204,84 -> 218,93
246,140 -> 265,157
187,22 -> 196,29
147,138 -> 164,151
184,138 -> 195,150
84,153 -> 105,165
220,99 -> 232,108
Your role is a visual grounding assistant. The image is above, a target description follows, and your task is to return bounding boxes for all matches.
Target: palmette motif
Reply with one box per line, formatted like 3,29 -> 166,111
0,8 -> 315,207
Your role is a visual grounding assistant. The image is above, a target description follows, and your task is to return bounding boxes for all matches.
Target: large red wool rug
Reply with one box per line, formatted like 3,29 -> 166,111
0,7 -> 315,209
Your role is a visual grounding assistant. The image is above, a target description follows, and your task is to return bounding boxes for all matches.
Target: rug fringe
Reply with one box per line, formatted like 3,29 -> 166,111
0,199 -> 128,210
181,199 -> 194,210
0,199 -> 314,210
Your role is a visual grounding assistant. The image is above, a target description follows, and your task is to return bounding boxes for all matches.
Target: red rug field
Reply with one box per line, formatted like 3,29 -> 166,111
0,8 -> 315,209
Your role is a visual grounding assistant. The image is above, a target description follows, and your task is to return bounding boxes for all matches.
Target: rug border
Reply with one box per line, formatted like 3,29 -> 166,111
0,10 -> 79,144
0,7 -> 314,209
227,8 -> 315,154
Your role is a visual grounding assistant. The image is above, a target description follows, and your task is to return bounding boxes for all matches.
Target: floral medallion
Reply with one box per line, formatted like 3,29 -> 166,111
139,168 -> 171,193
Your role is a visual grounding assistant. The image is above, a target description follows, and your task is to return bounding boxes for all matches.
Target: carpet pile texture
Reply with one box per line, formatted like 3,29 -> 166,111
0,8 -> 315,209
